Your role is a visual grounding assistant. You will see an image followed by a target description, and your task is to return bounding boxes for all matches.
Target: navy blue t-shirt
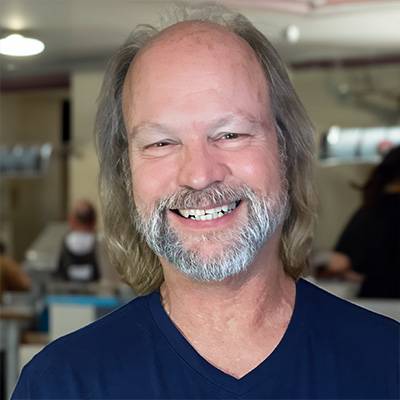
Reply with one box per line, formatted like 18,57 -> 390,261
12,279 -> 399,399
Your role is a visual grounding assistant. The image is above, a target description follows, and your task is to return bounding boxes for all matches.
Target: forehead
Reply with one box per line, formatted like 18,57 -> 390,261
128,20 -> 266,87
161,21 -> 251,52
122,21 -> 270,127
134,20 -> 261,69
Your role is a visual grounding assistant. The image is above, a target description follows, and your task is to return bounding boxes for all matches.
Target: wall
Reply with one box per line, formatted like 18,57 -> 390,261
69,71 -> 105,218
0,89 -> 69,260
292,64 -> 400,133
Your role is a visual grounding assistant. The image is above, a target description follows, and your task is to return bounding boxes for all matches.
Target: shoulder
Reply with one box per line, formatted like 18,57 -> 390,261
293,279 -> 399,398
13,293 -> 159,396
298,278 -> 398,324
297,278 -> 399,351
51,293 -> 155,350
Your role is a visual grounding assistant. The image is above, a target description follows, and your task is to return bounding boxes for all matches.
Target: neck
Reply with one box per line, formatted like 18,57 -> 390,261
158,239 -> 296,378
161,233 -> 294,310
160,261 -> 294,321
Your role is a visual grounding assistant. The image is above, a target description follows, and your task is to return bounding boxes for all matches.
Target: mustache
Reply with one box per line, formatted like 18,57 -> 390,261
155,184 -> 256,211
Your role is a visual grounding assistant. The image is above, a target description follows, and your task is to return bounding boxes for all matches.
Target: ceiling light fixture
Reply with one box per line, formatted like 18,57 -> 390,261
0,34 -> 45,57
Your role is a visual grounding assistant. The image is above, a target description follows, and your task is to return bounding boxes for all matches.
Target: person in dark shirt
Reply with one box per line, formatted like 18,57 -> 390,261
57,200 -> 100,282
12,3 -> 399,399
329,146 -> 400,298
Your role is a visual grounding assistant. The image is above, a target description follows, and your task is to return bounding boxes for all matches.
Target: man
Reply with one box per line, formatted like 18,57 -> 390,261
13,3 -> 399,399
56,199 -> 122,292
57,200 -> 101,282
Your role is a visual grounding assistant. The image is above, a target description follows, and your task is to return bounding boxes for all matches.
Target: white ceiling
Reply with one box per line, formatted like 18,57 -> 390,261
1,0 -> 400,84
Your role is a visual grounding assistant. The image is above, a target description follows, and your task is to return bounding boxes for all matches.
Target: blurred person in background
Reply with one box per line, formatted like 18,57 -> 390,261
0,241 -> 31,303
57,200 -> 101,282
328,145 -> 400,298
57,200 -> 123,292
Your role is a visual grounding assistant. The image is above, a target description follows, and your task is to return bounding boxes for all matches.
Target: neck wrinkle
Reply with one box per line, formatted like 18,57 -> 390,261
159,255 -> 296,335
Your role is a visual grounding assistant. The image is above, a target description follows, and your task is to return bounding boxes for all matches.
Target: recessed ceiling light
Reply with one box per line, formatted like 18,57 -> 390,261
0,34 -> 45,57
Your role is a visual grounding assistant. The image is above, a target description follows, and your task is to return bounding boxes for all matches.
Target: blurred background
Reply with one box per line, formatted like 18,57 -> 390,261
0,0 -> 399,398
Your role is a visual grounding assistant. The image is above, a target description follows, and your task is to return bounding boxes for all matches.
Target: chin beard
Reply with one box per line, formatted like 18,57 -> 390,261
134,184 -> 288,282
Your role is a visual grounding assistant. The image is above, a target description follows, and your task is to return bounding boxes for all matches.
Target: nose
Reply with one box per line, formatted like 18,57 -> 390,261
177,142 -> 229,190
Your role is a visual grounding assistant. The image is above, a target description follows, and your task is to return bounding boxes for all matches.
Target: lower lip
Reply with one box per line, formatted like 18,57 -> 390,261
169,202 -> 243,229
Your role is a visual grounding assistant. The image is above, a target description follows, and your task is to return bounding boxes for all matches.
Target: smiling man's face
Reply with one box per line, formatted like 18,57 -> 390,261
122,21 -> 288,281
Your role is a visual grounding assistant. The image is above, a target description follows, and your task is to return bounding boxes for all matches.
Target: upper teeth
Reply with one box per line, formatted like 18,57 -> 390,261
178,202 -> 238,221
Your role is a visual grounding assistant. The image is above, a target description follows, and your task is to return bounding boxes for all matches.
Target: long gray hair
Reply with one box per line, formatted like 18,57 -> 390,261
94,3 -> 317,295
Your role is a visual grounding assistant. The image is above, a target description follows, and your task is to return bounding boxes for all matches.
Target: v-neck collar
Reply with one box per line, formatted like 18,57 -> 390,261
148,279 -> 307,397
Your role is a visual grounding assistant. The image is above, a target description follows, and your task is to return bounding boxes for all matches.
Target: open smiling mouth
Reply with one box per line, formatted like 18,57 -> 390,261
172,200 -> 241,221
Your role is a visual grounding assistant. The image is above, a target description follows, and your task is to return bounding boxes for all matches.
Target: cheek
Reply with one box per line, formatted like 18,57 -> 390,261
130,158 -> 176,211
230,145 -> 281,191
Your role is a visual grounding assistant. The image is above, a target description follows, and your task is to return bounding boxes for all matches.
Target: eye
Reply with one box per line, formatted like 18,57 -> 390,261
152,141 -> 170,147
221,133 -> 240,140
145,141 -> 171,149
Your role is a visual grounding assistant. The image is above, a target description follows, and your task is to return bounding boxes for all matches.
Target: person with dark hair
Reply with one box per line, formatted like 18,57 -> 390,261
328,145 -> 400,298
12,4 -> 398,399
57,200 -> 100,282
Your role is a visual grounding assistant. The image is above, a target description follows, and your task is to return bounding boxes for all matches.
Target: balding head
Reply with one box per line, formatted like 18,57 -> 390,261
94,3 -> 316,294
122,20 -> 271,149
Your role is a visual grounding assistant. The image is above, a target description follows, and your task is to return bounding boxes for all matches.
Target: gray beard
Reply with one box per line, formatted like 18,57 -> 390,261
134,184 -> 288,282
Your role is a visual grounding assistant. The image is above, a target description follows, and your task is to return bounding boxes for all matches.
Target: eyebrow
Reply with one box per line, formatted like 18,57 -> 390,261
129,123 -> 173,138
129,114 -> 264,138
211,115 -> 262,130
